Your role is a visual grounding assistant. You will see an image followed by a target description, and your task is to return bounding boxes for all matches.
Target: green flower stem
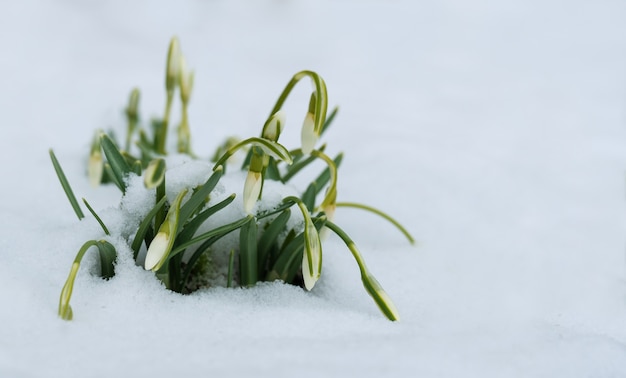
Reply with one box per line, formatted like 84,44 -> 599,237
154,177 -> 166,233
155,94 -> 173,155
212,137 -> 292,170
324,221 -> 400,321
155,37 -> 180,155
58,240 -> 116,321
290,148 -> 338,212
125,88 -> 140,152
268,71 -> 328,151
335,202 -> 415,245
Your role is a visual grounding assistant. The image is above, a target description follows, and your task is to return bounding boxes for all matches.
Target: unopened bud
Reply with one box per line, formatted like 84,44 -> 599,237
243,171 -> 262,214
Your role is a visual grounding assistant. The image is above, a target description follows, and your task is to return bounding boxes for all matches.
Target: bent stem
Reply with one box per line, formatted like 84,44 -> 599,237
58,240 -> 116,321
335,202 -> 415,245
324,221 -> 400,321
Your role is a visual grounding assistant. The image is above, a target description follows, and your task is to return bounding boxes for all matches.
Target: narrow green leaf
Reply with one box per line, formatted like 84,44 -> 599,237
239,217 -> 258,286
227,249 -> 235,288
100,134 -> 131,193
131,196 -> 168,260
96,241 -> 117,279
266,232 -> 303,283
180,216 -> 253,288
103,163 -> 124,192
177,166 -> 224,231
82,198 -> 110,235
321,106 -> 339,135
301,183 -> 317,212
49,149 -> 84,220
171,215 -> 252,259
257,209 -> 291,277
174,194 -> 236,253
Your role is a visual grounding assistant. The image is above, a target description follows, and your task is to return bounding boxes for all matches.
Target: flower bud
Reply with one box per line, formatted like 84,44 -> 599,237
178,56 -> 194,104
144,189 -> 187,271
262,110 -> 286,142
243,171 -> 262,214
88,131 -> 103,187
165,37 -> 180,93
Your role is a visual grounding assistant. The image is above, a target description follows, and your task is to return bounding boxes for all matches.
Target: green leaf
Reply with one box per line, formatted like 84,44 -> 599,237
96,240 -> 117,279
266,232 -> 304,283
82,198 -> 110,235
103,163 -> 124,192
227,249 -> 235,288
100,134 -> 131,193
49,149 -> 84,220
301,183 -> 317,212
174,194 -> 236,253
321,106 -> 339,135
239,217 -> 258,286
179,216 -> 253,288
257,209 -> 291,277
171,215 -> 252,260
131,196 -> 167,260
177,166 -> 224,231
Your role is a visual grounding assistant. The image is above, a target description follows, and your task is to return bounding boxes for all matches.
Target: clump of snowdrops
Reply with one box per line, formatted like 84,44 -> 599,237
50,37 -> 414,322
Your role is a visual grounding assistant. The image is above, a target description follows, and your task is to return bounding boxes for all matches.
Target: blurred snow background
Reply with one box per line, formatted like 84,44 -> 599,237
1,0 -> 626,376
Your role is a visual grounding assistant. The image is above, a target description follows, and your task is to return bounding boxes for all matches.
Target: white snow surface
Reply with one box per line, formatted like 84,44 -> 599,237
1,0 -> 626,377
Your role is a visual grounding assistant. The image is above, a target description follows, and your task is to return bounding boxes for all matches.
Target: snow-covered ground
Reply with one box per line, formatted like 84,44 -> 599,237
1,0 -> 626,376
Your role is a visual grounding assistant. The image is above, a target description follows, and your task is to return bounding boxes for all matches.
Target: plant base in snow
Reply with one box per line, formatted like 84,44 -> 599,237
50,37 -> 414,322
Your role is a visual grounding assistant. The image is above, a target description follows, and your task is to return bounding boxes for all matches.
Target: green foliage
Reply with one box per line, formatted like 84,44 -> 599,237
50,37 -> 414,322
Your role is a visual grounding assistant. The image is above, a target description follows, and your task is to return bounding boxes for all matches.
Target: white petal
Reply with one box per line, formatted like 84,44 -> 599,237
302,223 -> 321,290
144,232 -> 169,271
88,153 -> 103,188
243,171 -> 262,214
300,113 -> 317,154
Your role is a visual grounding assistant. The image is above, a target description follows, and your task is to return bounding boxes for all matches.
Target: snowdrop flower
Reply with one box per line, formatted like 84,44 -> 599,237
178,56 -> 194,104
262,110 -> 285,142
301,216 -> 322,290
88,131 -> 103,187
166,37 -> 180,94
242,171 -> 262,214
301,92 -> 319,154
144,189 -> 187,271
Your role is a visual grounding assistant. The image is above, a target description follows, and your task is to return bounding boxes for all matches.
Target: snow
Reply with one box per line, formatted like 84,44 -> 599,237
1,0 -> 626,376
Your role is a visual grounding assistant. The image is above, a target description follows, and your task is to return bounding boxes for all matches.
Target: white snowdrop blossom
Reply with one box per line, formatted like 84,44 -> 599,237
262,110 -> 285,141
87,151 -> 103,188
243,171 -> 262,214
301,112 -> 317,154
302,219 -> 322,290
144,189 -> 187,271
